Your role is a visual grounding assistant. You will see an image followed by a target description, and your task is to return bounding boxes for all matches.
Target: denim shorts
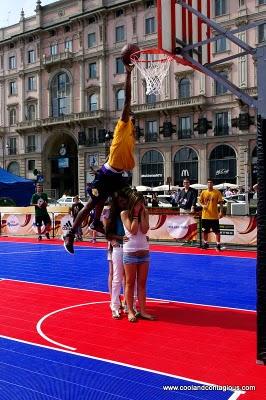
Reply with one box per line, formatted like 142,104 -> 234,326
123,253 -> 150,265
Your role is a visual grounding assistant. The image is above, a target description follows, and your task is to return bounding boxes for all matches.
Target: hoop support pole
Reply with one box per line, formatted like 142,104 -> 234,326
182,20 -> 266,52
177,0 -> 255,55
181,52 -> 257,108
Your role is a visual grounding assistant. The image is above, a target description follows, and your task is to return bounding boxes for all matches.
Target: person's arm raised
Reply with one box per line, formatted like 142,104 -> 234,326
121,65 -> 134,123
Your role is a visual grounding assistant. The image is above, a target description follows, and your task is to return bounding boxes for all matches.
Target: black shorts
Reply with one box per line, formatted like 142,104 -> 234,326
35,214 -> 51,227
87,166 -> 129,206
202,219 -> 220,234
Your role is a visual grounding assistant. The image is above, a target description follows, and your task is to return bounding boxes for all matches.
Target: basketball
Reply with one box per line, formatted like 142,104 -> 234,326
121,44 -> 140,65
37,198 -> 47,208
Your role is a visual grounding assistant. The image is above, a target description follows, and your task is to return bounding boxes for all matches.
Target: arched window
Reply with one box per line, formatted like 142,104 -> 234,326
51,72 -> 71,117
116,89 -> 124,110
174,147 -> 198,186
141,150 -> 164,187
7,161 -> 20,176
209,145 -> 236,184
179,78 -> 190,99
9,109 -> 16,125
89,94 -> 98,111
27,104 -> 36,121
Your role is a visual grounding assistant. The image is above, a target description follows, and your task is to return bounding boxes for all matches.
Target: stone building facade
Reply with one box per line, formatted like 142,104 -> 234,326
0,0 -> 264,198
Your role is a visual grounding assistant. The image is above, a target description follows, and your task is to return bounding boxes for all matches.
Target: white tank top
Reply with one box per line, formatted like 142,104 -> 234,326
123,224 -> 149,252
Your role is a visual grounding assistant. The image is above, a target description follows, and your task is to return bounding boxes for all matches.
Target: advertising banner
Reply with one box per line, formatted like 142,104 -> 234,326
0,210 -> 257,246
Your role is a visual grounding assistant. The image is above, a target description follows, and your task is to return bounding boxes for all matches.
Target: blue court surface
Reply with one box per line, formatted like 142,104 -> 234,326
0,240 -> 258,399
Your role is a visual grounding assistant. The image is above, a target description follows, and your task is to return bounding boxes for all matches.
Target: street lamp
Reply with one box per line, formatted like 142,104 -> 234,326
104,130 -> 112,158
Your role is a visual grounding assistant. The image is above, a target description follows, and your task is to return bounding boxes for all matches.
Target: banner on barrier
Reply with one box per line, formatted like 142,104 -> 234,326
0,212 -> 257,246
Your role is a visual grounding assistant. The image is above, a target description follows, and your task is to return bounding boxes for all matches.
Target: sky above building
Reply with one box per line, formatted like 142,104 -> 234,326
0,0 -> 55,28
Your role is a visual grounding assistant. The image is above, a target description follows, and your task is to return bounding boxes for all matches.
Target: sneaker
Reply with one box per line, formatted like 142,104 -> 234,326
89,220 -> 105,234
112,309 -> 121,319
63,231 -> 75,254
202,242 -> 209,250
45,232 -> 50,240
216,244 -> 222,252
38,235 -> 42,241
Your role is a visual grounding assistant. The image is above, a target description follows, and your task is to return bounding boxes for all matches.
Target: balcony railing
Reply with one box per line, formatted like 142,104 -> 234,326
145,133 -> 158,142
214,125 -> 229,136
86,139 -> 98,147
178,129 -> 192,139
42,50 -> 74,66
131,95 -> 207,113
26,145 -> 36,153
16,110 -> 105,131
8,148 -> 17,155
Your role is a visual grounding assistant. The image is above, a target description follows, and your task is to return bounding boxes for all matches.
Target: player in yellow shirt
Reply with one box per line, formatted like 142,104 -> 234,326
199,179 -> 224,251
63,65 -> 135,254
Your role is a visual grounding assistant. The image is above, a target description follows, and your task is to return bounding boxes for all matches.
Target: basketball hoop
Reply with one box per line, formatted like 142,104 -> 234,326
130,49 -> 173,96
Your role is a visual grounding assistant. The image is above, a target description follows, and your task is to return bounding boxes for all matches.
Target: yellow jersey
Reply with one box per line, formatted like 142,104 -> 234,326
199,189 -> 223,220
108,119 -> 135,171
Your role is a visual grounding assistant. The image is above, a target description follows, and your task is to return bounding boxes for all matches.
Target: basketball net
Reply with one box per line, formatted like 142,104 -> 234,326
130,49 -> 173,96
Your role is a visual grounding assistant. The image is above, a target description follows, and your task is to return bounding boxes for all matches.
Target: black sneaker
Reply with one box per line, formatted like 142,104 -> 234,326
202,242 -> 209,250
216,244 -> 222,252
89,220 -> 105,234
63,231 -> 75,254
45,232 -> 50,240
38,235 -> 42,241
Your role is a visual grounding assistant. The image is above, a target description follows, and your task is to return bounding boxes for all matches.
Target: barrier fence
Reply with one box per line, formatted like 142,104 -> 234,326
0,206 -> 257,247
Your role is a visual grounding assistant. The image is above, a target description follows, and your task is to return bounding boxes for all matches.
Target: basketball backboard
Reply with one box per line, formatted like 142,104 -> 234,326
157,0 -> 211,65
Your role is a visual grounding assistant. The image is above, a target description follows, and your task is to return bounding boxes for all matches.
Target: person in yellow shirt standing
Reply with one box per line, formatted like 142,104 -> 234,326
199,179 -> 224,251
63,65 -> 135,254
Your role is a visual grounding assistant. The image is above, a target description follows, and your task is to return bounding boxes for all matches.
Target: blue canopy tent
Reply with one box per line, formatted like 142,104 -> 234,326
0,168 -> 35,206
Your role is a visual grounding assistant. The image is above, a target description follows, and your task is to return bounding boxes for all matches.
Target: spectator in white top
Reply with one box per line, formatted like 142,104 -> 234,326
224,187 -> 233,198
121,191 -> 155,323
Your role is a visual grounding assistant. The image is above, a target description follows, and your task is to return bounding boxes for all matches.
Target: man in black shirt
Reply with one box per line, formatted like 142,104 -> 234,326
31,183 -> 51,240
177,179 -> 198,214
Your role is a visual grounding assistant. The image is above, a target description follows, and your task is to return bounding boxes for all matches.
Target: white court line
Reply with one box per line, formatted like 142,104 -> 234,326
0,239 -> 255,259
1,278 -> 256,313
0,334 -> 244,399
36,299 -> 168,351
36,301 -> 109,351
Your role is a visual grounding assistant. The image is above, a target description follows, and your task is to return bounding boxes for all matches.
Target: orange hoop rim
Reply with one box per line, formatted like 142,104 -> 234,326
130,48 -> 174,63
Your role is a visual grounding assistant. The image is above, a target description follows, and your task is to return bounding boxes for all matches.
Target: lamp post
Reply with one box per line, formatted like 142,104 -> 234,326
104,130 -> 111,159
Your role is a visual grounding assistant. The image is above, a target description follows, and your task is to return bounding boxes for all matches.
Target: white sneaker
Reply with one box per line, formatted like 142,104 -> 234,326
112,309 -> 121,319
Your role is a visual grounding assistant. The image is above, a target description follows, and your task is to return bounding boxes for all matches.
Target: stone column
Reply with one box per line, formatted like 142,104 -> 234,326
238,31 -> 248,88
37,71 -> 41,119
99,57 -> 105,110
79,61 -> 84,112
164,146 -> 172,184
198,145 -> 207,184
19,73 -> 25,122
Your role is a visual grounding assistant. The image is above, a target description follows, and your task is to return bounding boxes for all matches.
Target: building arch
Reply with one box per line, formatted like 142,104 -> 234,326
42,131 -> 78,197
209,144 -> 237,184
173,147 -> 198,186
141,149 -> 164,187
7,161 -> 20,176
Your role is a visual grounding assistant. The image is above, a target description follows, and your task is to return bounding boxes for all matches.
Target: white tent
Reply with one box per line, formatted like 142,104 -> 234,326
214,183 -> 239,190
190,183 -> 207,190
152,184 -> 177,191
135,185 -> 152,192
